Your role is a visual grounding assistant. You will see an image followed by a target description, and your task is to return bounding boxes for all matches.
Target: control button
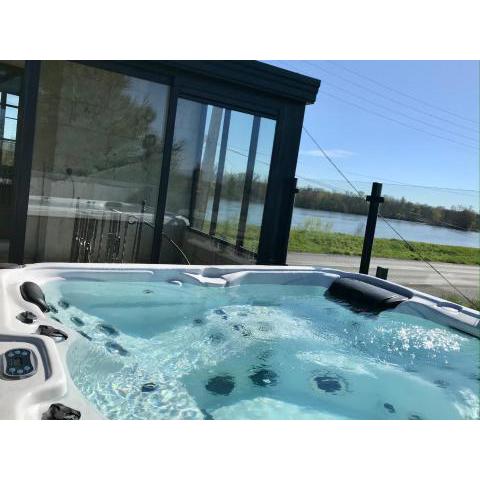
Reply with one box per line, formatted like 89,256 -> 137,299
24,366 -> 31,372
17,369 -> 24,375
8,367 -> 16,373
14,350 -> 21,354
21,351 -> 28,356
7,352 -> 14,358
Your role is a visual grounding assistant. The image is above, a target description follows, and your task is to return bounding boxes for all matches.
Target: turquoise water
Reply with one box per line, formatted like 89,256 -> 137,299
43,279 -> 480,420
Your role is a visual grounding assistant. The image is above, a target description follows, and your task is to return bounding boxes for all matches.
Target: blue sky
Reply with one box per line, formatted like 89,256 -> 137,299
266,61 -> 479,211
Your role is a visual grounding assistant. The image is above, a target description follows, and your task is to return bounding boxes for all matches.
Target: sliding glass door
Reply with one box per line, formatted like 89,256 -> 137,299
158,97 -> 276,264
24,61 -> 170,263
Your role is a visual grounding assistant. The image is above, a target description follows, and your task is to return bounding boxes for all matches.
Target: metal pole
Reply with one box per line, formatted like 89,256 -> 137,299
359,182 -> 384,275
375,266 -> 389,280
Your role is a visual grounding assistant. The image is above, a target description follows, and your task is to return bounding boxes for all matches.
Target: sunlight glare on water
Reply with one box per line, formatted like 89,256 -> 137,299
42,279 -> 480,420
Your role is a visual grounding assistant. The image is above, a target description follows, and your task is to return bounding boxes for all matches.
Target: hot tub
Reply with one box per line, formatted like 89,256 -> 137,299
1,263 -> 478,420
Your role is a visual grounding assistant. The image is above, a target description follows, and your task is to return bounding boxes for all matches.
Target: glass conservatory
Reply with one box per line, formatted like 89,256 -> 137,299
0,61 -> 319,265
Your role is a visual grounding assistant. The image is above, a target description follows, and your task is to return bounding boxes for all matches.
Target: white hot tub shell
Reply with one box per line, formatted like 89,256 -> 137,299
0,263 -> 478,420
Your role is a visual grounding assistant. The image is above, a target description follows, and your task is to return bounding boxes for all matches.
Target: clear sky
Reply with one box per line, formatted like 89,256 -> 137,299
265,60 -> 479,211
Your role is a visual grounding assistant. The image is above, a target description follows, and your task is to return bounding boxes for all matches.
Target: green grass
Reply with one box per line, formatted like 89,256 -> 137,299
207,219 -> 479,265
288,228 -> 480,265
208,220 -> 479,309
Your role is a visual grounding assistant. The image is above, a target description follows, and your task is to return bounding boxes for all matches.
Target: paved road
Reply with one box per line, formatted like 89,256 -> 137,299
287,252 -> 480,300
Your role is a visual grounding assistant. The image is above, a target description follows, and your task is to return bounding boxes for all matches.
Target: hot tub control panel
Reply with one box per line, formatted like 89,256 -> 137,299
1,348 -> 37,379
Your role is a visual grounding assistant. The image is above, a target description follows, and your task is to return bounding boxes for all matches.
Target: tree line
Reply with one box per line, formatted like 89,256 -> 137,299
219,173 -> 479,232
295,187 -> 479,232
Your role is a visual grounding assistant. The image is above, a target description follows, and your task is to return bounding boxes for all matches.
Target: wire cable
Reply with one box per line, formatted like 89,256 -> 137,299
230,145 -> 479,199
291,169 -> 477,232
325,82 -> 479,143
229,145 -> 479,230
302,60 -> 480,134
226,143 -> 478,303
302,125 -> 478,308
321,91 -> 479,151
161,232 -> 191,265
339,170 -> 479,195
326,60 -> 480,126
377,214 -> 477,308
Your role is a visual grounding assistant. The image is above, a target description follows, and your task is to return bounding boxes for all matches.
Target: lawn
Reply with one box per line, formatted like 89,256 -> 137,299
210,220 -> 479,265
288,228 -> 480,265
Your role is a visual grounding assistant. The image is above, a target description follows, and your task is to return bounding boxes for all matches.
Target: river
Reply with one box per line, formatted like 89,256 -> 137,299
210,200 -> 480,248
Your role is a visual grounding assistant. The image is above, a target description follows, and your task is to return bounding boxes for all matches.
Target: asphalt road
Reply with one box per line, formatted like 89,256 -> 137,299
287,252 -> 480,300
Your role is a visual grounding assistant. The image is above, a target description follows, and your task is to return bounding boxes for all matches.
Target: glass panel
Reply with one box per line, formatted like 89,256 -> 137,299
6,93 -> 19,106
159,97 -> 276,265
24,61 -> 169,263
215,110 -> 253,244
244,117 -> 276,252
3,117 -> 17,139
165,99 -> 224,233
5,106 -> 17,119
191,104 -> 224,233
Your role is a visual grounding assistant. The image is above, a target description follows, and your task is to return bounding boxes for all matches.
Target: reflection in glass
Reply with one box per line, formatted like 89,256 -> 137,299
24,62 -> 169,263
159,98 -> 276,264
215,110 -> 253,244
6,93 -> 19,106
244,117 -> 276,252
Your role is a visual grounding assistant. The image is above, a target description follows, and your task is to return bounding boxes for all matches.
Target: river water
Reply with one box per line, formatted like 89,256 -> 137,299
291,206 -> 479,248
210,200 -> 479,248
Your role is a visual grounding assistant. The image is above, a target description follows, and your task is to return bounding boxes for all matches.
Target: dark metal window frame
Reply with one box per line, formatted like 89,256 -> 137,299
8,60 -> 319,266
236,115 -> 260,249
209,108 -> 231,237
9,61 -> 40,264
0,91 -> 6,166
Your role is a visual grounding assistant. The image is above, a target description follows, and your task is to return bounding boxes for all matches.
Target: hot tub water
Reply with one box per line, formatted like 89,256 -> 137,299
42,279 -> 479,420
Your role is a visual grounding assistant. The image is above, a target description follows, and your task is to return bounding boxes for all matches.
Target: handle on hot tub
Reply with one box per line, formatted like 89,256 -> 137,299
19,281 -> 49,312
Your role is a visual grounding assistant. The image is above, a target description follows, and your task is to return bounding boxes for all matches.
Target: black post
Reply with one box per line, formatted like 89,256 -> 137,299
359,182 -> 384,275
375,266 -> 389,280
